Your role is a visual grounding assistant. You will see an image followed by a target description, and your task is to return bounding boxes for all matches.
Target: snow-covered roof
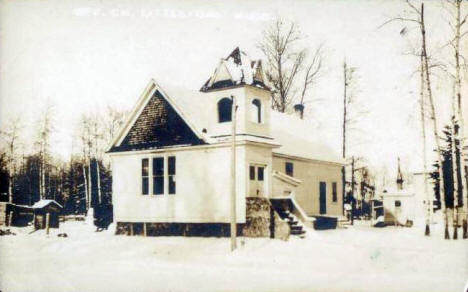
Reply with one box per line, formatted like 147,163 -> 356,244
31,199 -> 63,209
273,170 -> 302,186
200,47 -> 268,92
110,77 -> 343,164
156,81 -> 212,139
161,82 -> 342,164
270,111 -> 343,164
110,76 -> 342,164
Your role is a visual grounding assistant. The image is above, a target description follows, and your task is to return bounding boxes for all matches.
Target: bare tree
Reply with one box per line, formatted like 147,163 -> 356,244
381,0 -> 450,239
78,114 -> 91,212
35,103 -> 55,200
89,113 -> 103,204
258,19 -> 324,114
103,105 -> 126,166
342,60 -> 365,214
298,44 -> 324,118
444,0 -> 468,239
419,51 -> 432,236
77,107 -> 123,211
0,117 -> 22,203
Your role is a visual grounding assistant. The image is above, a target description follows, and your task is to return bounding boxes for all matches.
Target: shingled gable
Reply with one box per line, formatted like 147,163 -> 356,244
200,47 -> 269,92
108,80 -> 206,153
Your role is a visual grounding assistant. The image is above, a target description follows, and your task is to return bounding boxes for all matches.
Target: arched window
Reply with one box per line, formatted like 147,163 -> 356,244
218,98 -> 232,123
251,99 -> 262,123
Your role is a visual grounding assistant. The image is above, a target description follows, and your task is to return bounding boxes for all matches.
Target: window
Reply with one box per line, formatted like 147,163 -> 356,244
251,99 -> 262,123
141,158 -> 149,195
218,98 -> 232,123
257,167 -> 264,181
249,166 -> 255,180
395,200 -> 401,207
332,182 -> 337,202
285,162 -> 294,177
168,156 -> 176,195
153,157 -> 164,195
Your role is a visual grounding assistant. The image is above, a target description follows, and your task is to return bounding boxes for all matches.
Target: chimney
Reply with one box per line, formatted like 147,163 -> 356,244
294,104 -> 304,119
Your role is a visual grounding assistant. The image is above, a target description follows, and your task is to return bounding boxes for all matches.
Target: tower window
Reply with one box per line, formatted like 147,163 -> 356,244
251,99 -> 262,123
218,98 -> 232,123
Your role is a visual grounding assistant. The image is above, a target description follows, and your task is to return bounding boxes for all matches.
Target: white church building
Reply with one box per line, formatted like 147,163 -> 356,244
107,48 -> 344,235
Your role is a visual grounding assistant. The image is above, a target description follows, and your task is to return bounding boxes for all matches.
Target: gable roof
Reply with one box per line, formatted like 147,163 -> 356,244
32,199 -> 63,209
200,47 -> 269,92
109,79 -> 342,164
108,79 -> 207,153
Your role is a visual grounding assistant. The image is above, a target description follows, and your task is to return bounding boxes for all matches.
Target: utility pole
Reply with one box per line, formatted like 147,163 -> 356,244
342,60 -> 347,216
351,156 -> 355,225
230,95 -> 237,252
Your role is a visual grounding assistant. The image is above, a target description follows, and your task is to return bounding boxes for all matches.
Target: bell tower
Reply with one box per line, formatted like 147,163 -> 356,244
200,47 -> 272,140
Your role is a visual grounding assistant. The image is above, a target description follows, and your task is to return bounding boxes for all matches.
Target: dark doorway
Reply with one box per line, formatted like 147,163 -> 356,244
319,182 -> 327,214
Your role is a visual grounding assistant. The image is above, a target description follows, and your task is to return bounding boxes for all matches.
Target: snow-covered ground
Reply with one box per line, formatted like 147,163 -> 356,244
1,219 -> 467,292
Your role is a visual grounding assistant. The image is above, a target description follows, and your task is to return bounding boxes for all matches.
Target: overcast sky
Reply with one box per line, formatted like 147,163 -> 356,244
0,0 -> 465,179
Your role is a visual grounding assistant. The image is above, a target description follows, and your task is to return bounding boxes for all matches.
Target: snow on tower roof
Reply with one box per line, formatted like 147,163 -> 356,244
31,199 -> 63,209
200,47 -> 269,92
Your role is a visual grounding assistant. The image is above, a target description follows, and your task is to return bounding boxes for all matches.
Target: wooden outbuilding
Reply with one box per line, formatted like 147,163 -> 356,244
31,200 -> 63,229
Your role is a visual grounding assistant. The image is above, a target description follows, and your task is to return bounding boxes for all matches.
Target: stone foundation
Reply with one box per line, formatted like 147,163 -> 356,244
115,197 -> 290,240
116,222 -> 244,237
242,197 -> 290,240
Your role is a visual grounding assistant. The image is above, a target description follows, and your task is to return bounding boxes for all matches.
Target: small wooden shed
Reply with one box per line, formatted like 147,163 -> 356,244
6,203 -> 34,227
31,200 -> 63,229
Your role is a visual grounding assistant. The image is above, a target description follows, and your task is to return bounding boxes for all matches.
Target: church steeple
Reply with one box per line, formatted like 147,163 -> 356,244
198,48 -> 272,140
396,157 -> 404,190
200,47 -> 269,92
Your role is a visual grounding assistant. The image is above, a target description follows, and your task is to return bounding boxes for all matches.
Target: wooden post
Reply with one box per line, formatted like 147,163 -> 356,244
143,223 -> 147,237
230,95 -> 237,251
270,206 -> 275,239
8,211 -> 13,226
130,223 -> 134,236
46,212 -> 50,235
33,213 -> 36,230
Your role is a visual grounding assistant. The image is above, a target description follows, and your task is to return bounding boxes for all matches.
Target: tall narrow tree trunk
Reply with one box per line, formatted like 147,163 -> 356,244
451,83 -> 459,240
453,0 -> 467,239
452,127 -> 459,240
82,163 -> 88,212
41,150 -> 46,200
8,158 -> 13,203
420,53 -> 430,236
97,161 -> 102,204
421,3 -> 449,239
88,159 -> 92,210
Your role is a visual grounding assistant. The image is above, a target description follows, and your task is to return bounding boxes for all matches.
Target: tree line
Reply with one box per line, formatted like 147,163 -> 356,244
0,105 -> 126,219
1,2 -> 466,240
381,0 -> 467,239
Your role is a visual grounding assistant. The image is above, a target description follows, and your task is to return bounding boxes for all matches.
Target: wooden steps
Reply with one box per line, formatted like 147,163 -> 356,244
271,203 -> 306,238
